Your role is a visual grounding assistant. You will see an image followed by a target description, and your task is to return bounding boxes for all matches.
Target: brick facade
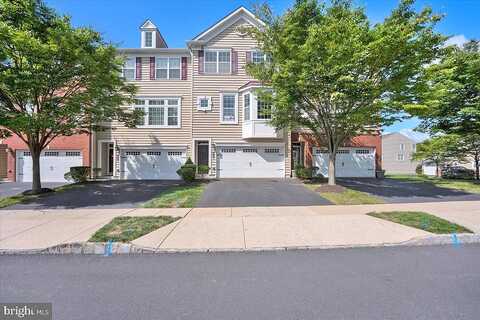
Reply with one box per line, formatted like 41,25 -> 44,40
1,134 -> 90,181
292,132 -> 382,171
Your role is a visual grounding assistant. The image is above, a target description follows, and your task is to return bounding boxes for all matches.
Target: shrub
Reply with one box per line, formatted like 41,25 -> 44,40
295,165 -> 317,179
64,166 -> 90,183
176,158 -> 196,182
198,165 -> 210,175
415,164 -> 423,175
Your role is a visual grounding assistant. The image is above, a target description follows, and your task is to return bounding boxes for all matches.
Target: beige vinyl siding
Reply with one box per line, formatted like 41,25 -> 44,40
95,55 -> 193,175
192,19 -> 257,141
381,133 -> 419,174
192,19 -> 289,177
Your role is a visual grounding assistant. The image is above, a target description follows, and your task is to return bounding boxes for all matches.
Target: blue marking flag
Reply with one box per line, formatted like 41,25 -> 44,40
451,233 -> 460,248
104,240 -> 113,256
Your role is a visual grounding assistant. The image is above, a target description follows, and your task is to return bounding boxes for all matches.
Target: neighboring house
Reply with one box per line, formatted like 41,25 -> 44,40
92,7 -> 382,180
381,130 -> 427,175
0,134 -> 90,183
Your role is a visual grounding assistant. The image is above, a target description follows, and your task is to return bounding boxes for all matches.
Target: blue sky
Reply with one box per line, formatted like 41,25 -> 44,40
45,0 -> 479,133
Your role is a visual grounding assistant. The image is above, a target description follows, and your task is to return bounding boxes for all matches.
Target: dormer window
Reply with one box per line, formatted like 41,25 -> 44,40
144,31 -> 153,47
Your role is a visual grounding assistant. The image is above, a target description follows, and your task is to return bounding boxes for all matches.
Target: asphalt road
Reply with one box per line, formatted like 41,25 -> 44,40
1,245 -> 479,320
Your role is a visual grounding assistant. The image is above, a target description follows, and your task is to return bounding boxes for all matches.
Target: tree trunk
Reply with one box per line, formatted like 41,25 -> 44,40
328,152 -> 336,185
475,155 -> 479,180
435,161 -> 440,177
31,149 -> 42,194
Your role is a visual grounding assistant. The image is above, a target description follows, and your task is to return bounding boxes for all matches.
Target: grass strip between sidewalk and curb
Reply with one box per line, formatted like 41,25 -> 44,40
142,182 -> 206,208
367,211 -> 473,234
89,216 -> 180,243
387,174 -> 480,194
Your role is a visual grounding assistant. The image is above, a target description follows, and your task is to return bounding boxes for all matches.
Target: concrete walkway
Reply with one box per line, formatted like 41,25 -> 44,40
1,201 -> 479,251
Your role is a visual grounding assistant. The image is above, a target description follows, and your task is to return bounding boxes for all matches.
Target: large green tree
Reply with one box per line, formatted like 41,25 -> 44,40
407,41 -> 480,136
0,0 -> 139,193
246,0 -> 444,184
406,40 -> 480,179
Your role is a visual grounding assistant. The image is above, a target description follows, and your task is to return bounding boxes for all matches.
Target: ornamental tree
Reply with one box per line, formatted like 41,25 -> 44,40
412,135 -> 460,177
0,0 -> 140,193
246,0 -> 444,184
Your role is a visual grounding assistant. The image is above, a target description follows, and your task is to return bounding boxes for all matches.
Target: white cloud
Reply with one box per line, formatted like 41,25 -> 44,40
444,34 -> 469,48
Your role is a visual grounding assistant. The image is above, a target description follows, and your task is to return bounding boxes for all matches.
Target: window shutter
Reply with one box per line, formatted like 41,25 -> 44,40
232,49 -> 238,74
149,57 -> 155,80
246,51 -> 252,64
135,57 -> 142,80
198,50 -> 204,74
181,57 -> 187,80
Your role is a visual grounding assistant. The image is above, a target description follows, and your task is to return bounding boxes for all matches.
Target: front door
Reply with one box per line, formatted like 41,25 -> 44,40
292,143 -> 303,170
196,142 -> 209,167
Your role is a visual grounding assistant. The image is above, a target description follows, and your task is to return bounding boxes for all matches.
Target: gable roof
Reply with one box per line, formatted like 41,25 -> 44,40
190,6 -> 264,43
140,19 -> 157,30
382,129 -> 429,143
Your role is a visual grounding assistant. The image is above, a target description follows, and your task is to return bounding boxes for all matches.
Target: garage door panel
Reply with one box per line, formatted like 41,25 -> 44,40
217,146 -> 285,178
16,150 -> 83,182
122,150 -> 186,180
313,148 -> 375,178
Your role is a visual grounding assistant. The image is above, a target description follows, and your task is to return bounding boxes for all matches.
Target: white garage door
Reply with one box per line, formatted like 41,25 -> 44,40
217,146 -> 285,178
313,147 -> 375,178
16,150 -> 83,182
121,149 -> 186,180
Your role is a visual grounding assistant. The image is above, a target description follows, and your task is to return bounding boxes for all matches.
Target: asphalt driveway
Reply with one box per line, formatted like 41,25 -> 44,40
0,182 -> 66,198
339,178 -> 480,203
2,180 -> 181,210
197,179 -> 331,207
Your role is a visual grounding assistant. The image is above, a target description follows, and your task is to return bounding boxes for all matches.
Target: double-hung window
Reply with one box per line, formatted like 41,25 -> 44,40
144,31 -> 153,47
243,93 -> 250,121
252,51 -> 267,64
134,97 -> 181,128
122,57 -> 135,80
204,49 -> 231,74
221,93 -> 237,124
156,57 -> 181,80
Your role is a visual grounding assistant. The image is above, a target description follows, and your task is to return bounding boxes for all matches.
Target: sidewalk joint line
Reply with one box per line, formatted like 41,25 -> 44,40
241,216 -> 247,249
156,207 -> 194,250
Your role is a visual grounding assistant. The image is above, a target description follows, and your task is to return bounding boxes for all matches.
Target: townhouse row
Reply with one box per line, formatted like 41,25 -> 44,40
0,7 -> 381,183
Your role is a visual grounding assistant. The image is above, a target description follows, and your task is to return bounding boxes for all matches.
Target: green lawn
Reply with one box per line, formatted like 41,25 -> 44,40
142,182 -> 206,208
368,211 -> 473,234
387,174 -> 480,194
89,216 -> 180,242
304,183 -> 384,205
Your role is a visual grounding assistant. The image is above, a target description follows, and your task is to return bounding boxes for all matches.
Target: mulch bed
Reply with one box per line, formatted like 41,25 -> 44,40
314,185 -> 346,193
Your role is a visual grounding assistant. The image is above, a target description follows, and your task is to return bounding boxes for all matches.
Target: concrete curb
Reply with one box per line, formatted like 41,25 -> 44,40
1,233 -> 479,255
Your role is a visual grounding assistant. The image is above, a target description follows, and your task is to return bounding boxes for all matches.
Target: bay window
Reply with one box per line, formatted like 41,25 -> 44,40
257,98 -> 272,119
243,93 -> 250,121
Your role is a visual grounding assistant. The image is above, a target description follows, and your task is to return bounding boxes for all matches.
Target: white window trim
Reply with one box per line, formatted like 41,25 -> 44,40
133,97 -> 182,129
397,153 -> 405,161
204,48 -> 232,74
243,93 -> 251,121
142,31 -> 155,48
251,50 -> 268,64
122,57 -> 136,81
220,92 -> 238,124
155,57 -> 181,80
196,96 -> 212,111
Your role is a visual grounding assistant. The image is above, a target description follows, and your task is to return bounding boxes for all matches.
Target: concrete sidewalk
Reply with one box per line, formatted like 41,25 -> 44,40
2,201 -> 478,252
